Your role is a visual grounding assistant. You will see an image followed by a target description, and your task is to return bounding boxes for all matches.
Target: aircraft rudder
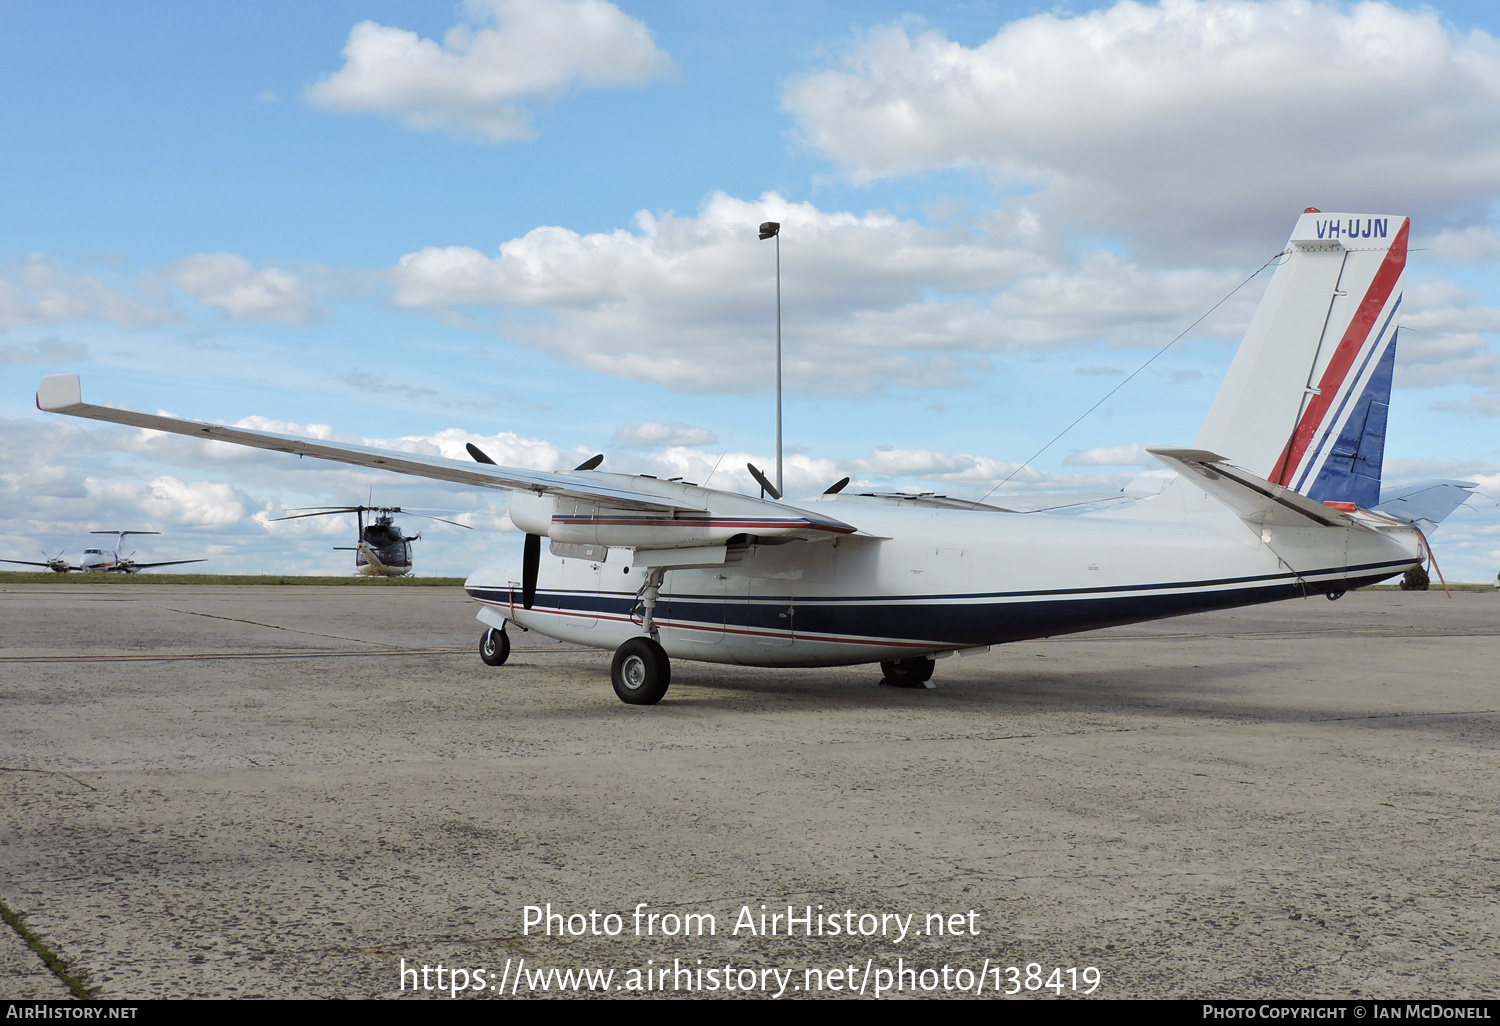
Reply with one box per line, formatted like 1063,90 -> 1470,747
1303,330 -> 1397,509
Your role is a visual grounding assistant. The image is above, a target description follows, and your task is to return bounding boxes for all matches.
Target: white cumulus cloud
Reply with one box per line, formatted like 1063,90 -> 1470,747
783,0 -> 1500,257
306,0 -> 674,141
1422,227 -> 1500,265
0,255 -> 164,328
137,476 -> 247,526
0,337 -> 88,368
168,253 -> 321,324
1395,281 -> 1500,405
1065,443 -> 1152,466
388,191 -> 1254,394
613,421 -> 718,448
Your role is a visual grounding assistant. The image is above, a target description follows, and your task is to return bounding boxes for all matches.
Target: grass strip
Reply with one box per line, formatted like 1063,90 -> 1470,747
0,896 -> 95,1000
1364,583 -> 1496,592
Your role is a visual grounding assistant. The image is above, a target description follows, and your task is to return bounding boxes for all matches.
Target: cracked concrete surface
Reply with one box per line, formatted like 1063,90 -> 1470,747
0,584 -> 1496,999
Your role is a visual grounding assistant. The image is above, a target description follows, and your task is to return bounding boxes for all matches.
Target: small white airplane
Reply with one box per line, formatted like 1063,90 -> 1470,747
35,210 -> 1471,703
1,531 -> 206,573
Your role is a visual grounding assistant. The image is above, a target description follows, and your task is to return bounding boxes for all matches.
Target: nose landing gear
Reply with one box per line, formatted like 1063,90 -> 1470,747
479,626 -> 510,666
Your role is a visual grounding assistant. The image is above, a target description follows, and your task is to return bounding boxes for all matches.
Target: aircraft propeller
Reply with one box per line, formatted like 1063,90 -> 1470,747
522,533 -> 540,610
467,442 -> 602,473
747,463 -> 781,500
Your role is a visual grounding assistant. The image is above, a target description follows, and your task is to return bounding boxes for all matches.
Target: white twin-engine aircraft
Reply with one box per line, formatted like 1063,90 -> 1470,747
1,531 -> 206,574
37,210 -> 1466,704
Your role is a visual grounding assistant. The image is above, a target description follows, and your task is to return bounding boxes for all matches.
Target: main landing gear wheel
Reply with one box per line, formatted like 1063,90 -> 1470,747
612,637 -> 671,705
880,657 -> 935,689
479,627 -> 510,666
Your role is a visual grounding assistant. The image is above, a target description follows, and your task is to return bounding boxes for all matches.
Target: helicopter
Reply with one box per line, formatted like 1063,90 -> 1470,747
1,531 -> 206,573
267,505 -> 471,576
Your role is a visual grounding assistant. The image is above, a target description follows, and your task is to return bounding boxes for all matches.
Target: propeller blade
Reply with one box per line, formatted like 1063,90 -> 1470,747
823,476 -> 850,495
466,442 -> 497,465
522,533 -> 540,610
747,463 -> 781,500
573,454 -> 604,471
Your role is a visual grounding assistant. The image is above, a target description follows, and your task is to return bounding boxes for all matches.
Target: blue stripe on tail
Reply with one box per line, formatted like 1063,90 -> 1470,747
1306,331 -> 1397,509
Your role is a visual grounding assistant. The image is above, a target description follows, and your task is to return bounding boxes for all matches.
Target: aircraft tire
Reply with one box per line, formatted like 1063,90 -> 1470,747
880,657 -> 935,688
480,627 -> 510,666
611,637 -> 670,705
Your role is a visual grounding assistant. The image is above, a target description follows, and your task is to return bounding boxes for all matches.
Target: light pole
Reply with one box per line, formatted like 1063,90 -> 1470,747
758,220 -> 782,495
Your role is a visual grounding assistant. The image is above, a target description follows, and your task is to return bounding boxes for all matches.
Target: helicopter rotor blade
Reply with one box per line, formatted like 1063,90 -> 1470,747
267,508 -> 363,522
398,511 -> 473,529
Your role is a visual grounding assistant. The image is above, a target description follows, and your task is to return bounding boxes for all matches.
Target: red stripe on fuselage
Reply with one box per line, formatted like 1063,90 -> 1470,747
1271,218 -> 1408,486
550,517 -> 853,534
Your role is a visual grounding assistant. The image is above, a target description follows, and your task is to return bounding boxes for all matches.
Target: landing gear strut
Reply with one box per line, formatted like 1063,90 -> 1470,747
612,636 -> 671,705
631,567 -> 667,638
880,657 -> 935,688
479,626 -> 510,666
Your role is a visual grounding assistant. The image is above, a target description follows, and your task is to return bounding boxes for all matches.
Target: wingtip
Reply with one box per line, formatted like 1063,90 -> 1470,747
36,374 -> 82,412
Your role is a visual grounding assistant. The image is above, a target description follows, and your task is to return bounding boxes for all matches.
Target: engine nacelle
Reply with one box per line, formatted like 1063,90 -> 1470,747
507,490 -> 555,536
510,490 -> 738,549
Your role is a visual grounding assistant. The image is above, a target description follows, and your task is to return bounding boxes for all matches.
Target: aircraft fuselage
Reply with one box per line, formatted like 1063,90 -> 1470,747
465,493 -> 1421,668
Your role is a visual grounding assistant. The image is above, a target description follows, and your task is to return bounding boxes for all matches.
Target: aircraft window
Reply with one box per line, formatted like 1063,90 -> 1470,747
84,549 -> 101,554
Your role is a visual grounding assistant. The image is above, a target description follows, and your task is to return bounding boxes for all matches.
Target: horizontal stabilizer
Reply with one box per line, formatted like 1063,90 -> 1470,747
1374,480 -> 1476,531
1147,446 -> 1351,528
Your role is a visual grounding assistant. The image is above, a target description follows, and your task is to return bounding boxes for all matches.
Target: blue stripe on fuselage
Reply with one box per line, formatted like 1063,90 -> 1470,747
466,558 -> 1409,649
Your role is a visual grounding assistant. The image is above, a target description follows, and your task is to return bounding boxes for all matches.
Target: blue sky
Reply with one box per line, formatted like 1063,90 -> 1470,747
2,0 -> 1498,580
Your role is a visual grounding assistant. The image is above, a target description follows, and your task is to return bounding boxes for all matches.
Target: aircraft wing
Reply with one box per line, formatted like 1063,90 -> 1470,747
1,558 -> 77,570
36,374 -> 705,513
128,559 -> 209,571
1147,446 -> 1353,528
35,376 -> 857,547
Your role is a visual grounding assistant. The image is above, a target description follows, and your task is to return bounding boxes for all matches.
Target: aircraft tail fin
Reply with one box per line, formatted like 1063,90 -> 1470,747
1194,211 -> 1408,508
